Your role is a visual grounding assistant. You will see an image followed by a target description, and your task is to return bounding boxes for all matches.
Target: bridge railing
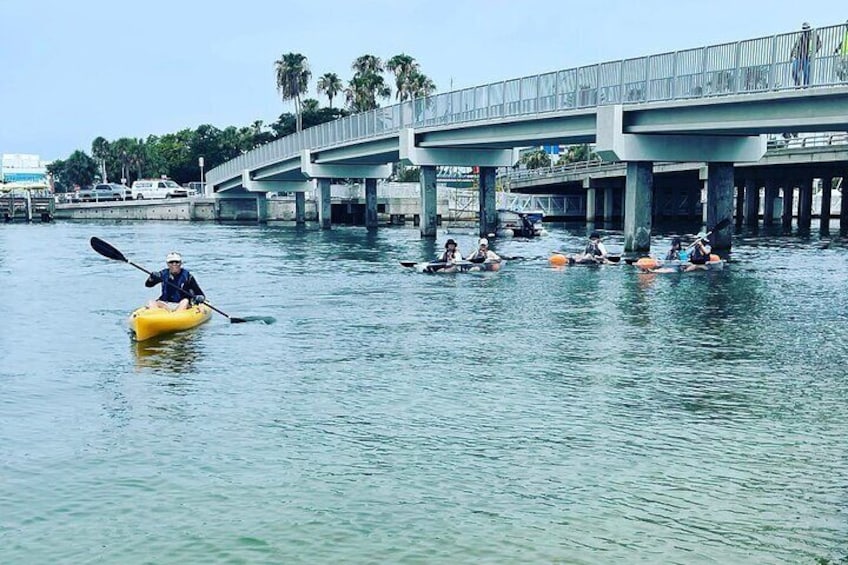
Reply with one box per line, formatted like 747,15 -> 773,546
208,23 -> 848,185
500,132 -> 848,184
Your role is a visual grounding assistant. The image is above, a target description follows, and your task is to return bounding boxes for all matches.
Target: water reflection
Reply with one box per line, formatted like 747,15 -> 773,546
132,331 -> 203,376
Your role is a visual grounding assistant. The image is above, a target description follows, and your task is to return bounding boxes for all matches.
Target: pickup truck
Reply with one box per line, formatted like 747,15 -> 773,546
78,183 -> 133,202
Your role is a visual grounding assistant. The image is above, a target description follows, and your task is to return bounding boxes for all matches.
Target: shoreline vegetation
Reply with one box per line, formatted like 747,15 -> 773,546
48,52 -> 437,192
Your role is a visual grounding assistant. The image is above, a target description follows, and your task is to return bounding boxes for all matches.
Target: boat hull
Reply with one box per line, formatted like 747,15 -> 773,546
128,304 -> 212,341
420,260 -> 504,274
497,209 -> 545,238
634,257 -> 725,272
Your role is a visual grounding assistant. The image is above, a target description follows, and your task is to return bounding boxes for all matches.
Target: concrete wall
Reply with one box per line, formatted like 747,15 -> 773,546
54,190 -> 462,223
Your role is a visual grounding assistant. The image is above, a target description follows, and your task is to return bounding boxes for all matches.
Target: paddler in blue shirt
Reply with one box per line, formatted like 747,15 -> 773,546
145,251 -> 205,311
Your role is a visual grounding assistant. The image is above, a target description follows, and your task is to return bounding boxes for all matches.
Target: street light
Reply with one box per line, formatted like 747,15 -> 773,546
198,156 -> 205,194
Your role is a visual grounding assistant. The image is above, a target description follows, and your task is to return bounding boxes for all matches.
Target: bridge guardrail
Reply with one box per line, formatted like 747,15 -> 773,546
208,23 -> 848,186
500,133 -> 848,184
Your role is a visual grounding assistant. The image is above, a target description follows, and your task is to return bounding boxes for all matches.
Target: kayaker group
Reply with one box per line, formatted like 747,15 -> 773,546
427,237 -> 502,273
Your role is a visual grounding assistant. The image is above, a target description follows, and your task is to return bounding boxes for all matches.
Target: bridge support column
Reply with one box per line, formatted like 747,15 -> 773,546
782,183 -> 795,231
841,173 -> 848,234
318,178 -> 332,230
623,161 -> 653,253
584,178 -> 596,222
706,163 -> 734,251
419,165 -> 437,237
798,177 -> 813,231
821,177 -> 833,236
744,177 -> 759,227
256,193 -> 268,223
603,185 -> 615,221
763,179 -> 777,226
479,166 -> 497,237
734,182 -> 745,226
365,178 -> 378,230
295,192 -> 306,224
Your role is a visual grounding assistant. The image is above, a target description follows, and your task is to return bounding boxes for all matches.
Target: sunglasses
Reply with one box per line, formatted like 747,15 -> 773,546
168,261 -> 181,265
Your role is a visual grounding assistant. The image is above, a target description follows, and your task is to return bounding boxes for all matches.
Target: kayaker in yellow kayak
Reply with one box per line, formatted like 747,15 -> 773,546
145,251 -> 205,311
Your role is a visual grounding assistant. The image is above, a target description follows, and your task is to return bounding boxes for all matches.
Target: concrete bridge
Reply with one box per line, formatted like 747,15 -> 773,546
503,132 -> 848,234
206,22 -> 848,251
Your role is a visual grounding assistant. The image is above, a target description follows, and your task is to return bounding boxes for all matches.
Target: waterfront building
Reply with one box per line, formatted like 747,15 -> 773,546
0,154 -> 51,191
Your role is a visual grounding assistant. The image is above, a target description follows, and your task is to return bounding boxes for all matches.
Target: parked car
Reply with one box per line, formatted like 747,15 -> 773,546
78,183 -> 132,202
131,179 -> 190,200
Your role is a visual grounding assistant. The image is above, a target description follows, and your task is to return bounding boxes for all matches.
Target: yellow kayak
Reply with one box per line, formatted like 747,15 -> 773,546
128,304 -> 212,341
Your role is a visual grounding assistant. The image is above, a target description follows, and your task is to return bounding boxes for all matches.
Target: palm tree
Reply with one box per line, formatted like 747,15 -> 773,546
386,54 -> 419,101
274,52 -> 312,132
128,138 -> 146,182
351,54 -> 383,76
301,98 -> 320,113
91,136 -> 110,182
522,149 -> 551,170
346,54 -> 391,112
407,70 -> 437,100
316,72 -> 343,108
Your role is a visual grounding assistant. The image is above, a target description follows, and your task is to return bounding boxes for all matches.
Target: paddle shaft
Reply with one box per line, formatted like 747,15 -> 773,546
685,218 -> 731,251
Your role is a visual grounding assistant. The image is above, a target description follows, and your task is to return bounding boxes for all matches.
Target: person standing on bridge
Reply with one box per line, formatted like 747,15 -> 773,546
834,20 -> 848,82
791,22 -> 822,87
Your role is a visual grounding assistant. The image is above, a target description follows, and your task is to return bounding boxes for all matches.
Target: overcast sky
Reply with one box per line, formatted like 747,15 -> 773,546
1,0 -> 845,160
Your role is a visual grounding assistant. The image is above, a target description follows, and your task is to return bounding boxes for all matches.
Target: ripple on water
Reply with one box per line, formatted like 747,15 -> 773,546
0,223 -> 847,563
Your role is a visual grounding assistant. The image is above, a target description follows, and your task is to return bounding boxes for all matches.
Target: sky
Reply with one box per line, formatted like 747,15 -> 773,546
1,0 -> 845,160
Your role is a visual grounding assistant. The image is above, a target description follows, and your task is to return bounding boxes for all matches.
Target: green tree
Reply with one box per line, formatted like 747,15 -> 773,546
386,53 -> 418,101
274,52 -> 312,132
91,136 -> 110,182
63,150 -> 98,187
316,72 -> 343,108
407,70 -> 436,99
557,144 -> 596,165
387,54 -> 436,101
346,54 -> 391,112
521,149 -> 551,169
301,98 -> 320,113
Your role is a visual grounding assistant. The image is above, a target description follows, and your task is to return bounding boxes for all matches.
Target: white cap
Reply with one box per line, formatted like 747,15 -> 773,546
166,252 -> 182,263
478,238 -> 489,246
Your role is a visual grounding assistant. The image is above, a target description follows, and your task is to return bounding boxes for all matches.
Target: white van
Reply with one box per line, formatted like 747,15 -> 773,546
131,179 -> 190,200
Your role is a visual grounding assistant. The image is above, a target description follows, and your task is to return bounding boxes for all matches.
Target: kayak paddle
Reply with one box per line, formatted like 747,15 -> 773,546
90,236 -> 271,324
686,217 -> 731,250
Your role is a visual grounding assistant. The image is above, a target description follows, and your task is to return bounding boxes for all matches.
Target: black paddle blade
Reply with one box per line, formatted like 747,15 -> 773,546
231,316 -> 276,324
90,236 -> 128,263
400,261 -> 417,268
711,217 -> 732,233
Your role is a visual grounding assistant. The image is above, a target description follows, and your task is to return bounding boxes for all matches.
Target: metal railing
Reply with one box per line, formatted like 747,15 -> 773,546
500,132 -> 848,186
208,23 -> 848,186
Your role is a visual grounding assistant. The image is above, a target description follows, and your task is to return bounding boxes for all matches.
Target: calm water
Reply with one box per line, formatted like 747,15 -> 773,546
1,220 -> 847,564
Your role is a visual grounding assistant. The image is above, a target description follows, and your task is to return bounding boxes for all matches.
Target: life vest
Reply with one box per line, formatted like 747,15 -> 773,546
158,268 -> 191,302
690,245 -> 709,264
584,240 -> 602,256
